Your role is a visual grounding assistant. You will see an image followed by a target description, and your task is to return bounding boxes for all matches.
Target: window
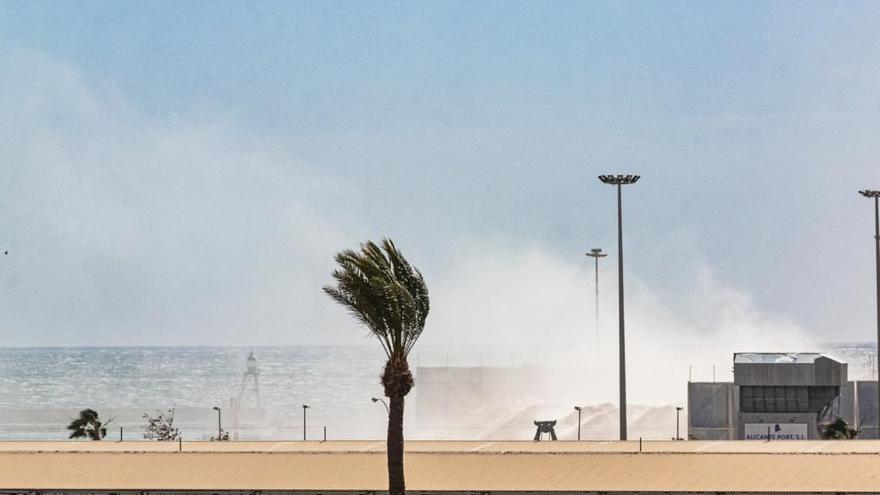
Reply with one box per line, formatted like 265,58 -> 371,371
740,386 -> 838,413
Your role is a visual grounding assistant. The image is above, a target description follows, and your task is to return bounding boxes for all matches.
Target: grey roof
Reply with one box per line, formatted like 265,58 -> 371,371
733,352 -> 828,364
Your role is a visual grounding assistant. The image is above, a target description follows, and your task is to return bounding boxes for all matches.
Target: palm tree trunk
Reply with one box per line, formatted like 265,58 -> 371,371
387,393 -> 406,495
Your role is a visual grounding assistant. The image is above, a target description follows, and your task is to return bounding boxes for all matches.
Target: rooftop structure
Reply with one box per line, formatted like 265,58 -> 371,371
733,352 -> 825,364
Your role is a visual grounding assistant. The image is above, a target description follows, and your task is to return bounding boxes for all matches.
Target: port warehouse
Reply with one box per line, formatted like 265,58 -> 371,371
688,352 -> 879,440
1,441 -> 880,494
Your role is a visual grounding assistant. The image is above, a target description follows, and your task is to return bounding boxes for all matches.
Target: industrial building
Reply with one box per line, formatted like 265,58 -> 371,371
3,440 -> 880,493
688,352 -> 879,439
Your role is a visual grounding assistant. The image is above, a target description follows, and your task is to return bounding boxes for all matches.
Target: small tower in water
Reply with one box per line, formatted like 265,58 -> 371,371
239,351 -> 261,409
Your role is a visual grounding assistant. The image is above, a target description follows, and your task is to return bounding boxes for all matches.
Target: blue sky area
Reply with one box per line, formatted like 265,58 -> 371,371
0,1 -> 879,350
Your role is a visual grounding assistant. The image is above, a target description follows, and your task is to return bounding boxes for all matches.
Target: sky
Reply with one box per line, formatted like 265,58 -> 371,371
0,1 -> 879,366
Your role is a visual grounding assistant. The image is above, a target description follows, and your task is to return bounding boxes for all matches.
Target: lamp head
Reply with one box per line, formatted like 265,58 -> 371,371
371,397 -> 379,403
676,406 -> 683,411
598,174 -> 640,185
574,406 -> 582,411
859,190 -> 880,198
302,404 -> 310,409
586,248 -> 608,258
213,406 -> 220,411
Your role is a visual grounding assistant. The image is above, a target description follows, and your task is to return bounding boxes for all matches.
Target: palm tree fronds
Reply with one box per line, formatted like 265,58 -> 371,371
323,238 -> 429,360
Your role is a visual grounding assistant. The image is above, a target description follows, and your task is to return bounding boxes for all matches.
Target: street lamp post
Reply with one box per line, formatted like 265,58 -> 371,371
860,189 -> 880,431
212,406 -> 222,441
598,174 -> 640,441
574,406 -> 583,441
675,406 -> 683,441
302,404 -> 310,441
372,397 -> 390,414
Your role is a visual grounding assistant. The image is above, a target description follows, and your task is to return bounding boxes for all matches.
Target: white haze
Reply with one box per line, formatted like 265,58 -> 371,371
423,241 -> 817,406
0,47 -> 821,415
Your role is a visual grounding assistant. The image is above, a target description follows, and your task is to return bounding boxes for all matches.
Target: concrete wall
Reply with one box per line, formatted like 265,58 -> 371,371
856,381 -> 878,439
415,366 -> 554,423
840,381 -> 857,426
814,357 -> 848,385
688,382 -> 734,440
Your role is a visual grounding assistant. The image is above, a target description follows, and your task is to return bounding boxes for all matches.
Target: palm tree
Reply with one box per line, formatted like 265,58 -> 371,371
323,239 -> 429,495
67,409 -> 110,441
819,417 -> 857,439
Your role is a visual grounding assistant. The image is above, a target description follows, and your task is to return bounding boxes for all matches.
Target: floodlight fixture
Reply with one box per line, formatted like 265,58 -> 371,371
598,174 -> 641,185
586,248 -> 607,258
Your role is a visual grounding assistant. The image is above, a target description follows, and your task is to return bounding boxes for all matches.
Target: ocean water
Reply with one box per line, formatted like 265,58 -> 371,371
0,346 -> 381,409
0,344 -> 874,441
0,346 -> 390,440
0,345 -> 543,441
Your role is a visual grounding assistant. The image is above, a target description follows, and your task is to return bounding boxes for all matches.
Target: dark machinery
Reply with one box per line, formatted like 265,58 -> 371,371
533,420 -> 558,441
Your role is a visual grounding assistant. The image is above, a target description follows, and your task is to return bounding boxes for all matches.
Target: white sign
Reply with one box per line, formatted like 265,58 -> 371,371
744,423 -> 808,440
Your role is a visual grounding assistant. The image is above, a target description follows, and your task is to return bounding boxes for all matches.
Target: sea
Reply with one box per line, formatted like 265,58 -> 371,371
0,346 -> 410,441
0,345 -> 538,441
0,343 -> 873,441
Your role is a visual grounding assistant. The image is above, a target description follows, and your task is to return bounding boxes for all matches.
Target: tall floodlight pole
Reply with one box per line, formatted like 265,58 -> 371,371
585,248 -> 608,345
598,174 -> 640,441
859,189 -> 880,430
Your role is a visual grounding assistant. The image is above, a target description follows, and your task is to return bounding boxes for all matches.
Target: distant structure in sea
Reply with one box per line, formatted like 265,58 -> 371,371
239,351 -> 261,409
228,352 -> 262,440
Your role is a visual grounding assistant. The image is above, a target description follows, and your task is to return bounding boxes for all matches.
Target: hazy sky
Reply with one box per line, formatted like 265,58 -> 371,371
1,1 -> 879,352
